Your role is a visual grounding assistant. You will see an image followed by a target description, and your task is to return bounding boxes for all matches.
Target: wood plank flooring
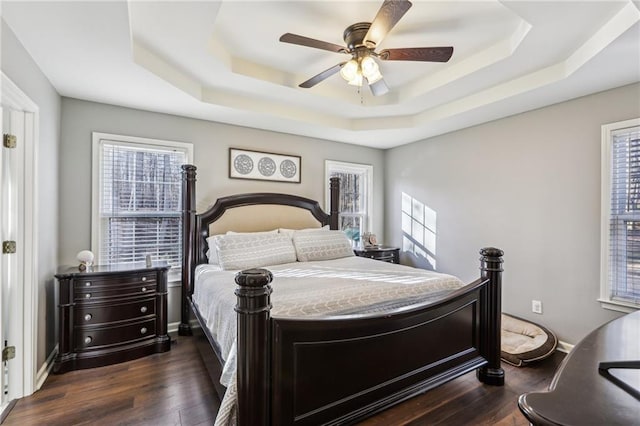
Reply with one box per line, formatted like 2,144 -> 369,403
3,334 -> 564,425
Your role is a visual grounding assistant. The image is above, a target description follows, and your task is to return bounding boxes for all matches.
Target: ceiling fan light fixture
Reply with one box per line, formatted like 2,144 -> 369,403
361,56 -> 382,83
360,56 -> 378,76
340,59 -> 359,82
347,73 -> 363,86
365,70 -> 383,84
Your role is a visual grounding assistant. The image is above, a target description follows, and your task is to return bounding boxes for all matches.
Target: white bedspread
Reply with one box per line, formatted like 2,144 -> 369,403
192,256 -> 464,425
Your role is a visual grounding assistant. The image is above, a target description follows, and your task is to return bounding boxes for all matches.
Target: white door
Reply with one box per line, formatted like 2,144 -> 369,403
0,106 -> 26,411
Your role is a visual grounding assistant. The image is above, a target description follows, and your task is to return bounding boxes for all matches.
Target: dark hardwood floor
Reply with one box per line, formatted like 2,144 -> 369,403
3,334 -> 564,425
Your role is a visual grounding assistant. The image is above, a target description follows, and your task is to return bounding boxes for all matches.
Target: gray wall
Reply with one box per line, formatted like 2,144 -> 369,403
59,98 -> 385,325
385,83 -> 640,345
1,19 -> 61,367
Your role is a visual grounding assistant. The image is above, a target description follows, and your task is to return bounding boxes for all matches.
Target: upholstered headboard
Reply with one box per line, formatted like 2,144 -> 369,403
195,193 -> 336,266
208,204 -> 324,235
180,165 -> 340,301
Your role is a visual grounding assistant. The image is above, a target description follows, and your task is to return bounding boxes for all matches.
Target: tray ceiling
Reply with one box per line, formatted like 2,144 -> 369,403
2,1 -> 639,148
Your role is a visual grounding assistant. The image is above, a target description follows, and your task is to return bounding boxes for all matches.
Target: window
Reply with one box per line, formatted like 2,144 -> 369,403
91,133 -> 193,282
325,160 -> 373,240
600,118 -> 640,311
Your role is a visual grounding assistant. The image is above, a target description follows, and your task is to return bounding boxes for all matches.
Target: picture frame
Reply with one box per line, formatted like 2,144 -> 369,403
229,148 -> 301,183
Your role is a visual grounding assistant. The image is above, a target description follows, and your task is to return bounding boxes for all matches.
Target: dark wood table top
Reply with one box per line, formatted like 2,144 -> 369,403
56,261 -> 169,278
354,245 -> 399,252
518,311 -> 640,425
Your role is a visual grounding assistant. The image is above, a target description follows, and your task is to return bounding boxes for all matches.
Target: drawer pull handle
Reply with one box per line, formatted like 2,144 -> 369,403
142,277 -> 147,282
140,327 -> 147,334
85,293 -> 91,299
84,336 -> 92,344
140,306 -> 148,313
141,287 -> 147,292
84,314 -> 92,321
85,282 -> 91,287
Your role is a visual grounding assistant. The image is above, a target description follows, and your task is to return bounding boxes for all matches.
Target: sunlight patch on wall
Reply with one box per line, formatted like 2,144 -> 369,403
402,192 -> 437,269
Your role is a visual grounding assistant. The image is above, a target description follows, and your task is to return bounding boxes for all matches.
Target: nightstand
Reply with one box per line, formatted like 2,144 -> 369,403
53,262 -> 171,373
354,246 -> 400,264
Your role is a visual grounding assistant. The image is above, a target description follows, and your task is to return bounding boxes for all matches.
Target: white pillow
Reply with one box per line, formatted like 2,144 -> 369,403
278,225 -> 329,236
207,230 -> 278,265
206,234 -> 224,265
292,230 -> 355,262
215,233 -> 297,270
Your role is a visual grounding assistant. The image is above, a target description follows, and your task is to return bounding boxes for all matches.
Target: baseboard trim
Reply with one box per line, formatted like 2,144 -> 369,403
36,344 -> 58,391
168,321 -> 180,334
0,399 -> 17,424
556,340 -> 574,354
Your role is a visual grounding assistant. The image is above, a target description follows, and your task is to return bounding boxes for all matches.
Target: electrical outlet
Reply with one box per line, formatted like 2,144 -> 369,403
532,300 -> 542,314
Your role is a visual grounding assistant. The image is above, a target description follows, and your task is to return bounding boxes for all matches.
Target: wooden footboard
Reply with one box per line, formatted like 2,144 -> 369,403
235,249 -> 504,425
271,284 -> 484,425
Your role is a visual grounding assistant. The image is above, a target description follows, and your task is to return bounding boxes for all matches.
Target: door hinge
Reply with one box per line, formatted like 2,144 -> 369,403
2,241 -> 16,254
2,346 -> 15,362
3,134 -> 16,149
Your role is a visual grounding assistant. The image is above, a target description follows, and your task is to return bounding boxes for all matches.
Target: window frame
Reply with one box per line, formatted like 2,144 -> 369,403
324,160 -> 373,234
91,132 -> 193,285
599,118 -> 640,312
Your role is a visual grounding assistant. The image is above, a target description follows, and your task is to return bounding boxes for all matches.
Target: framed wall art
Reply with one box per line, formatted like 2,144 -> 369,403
229,148 -> 301,183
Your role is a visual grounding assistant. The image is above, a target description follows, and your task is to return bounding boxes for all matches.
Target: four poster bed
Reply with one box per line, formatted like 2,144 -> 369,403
179,164 -> 505,425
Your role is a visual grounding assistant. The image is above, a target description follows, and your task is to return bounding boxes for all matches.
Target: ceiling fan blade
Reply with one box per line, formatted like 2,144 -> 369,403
280,33 -> 348,54
378,47 -> 454,62
364,0 -> 413,48
368,78 -> 389,96
299,62 -> 345,88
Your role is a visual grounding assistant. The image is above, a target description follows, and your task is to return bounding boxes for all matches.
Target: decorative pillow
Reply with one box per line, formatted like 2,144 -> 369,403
207,230 -> 278,265
214,233 -> 296,270
278,225 -> 329,236
205,234 -> 224,265
293,230 -> 355,262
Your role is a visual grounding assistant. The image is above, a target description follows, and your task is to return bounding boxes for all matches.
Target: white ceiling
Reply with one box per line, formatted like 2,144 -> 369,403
2,1 -> 639,149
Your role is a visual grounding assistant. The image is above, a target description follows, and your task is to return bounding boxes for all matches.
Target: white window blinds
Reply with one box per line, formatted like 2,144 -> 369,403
325,161 -> 373,240
94,135 -> 191,280
608,124 -> 640,306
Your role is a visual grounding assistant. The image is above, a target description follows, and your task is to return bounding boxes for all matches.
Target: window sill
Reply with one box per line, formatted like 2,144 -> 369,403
598,298 -> 639,313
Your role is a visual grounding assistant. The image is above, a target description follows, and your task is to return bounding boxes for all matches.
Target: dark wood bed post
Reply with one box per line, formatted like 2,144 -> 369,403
179,164 -> 197,336
477,247 -> 505,386
329,176 -> 340,230
235,268 -> 273,426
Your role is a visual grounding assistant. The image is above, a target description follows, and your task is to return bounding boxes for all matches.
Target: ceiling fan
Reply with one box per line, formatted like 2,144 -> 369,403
279,0 -> 453,96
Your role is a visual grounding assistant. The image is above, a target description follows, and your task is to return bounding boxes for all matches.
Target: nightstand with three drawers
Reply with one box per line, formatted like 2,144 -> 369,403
53,262 -> 171,373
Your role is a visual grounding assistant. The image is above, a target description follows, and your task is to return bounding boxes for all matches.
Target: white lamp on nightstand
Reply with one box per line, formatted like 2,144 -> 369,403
76,250 -> 94,271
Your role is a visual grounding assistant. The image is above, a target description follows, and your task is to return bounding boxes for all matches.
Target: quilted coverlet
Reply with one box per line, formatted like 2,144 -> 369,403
192,256 -> 465,425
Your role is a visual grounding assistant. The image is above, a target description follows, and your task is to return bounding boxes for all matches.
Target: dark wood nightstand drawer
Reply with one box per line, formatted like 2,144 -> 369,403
75,298 -> 155,326
74,282 -> 156,303
75,318 -> 156,351
73,272 -> 156,289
